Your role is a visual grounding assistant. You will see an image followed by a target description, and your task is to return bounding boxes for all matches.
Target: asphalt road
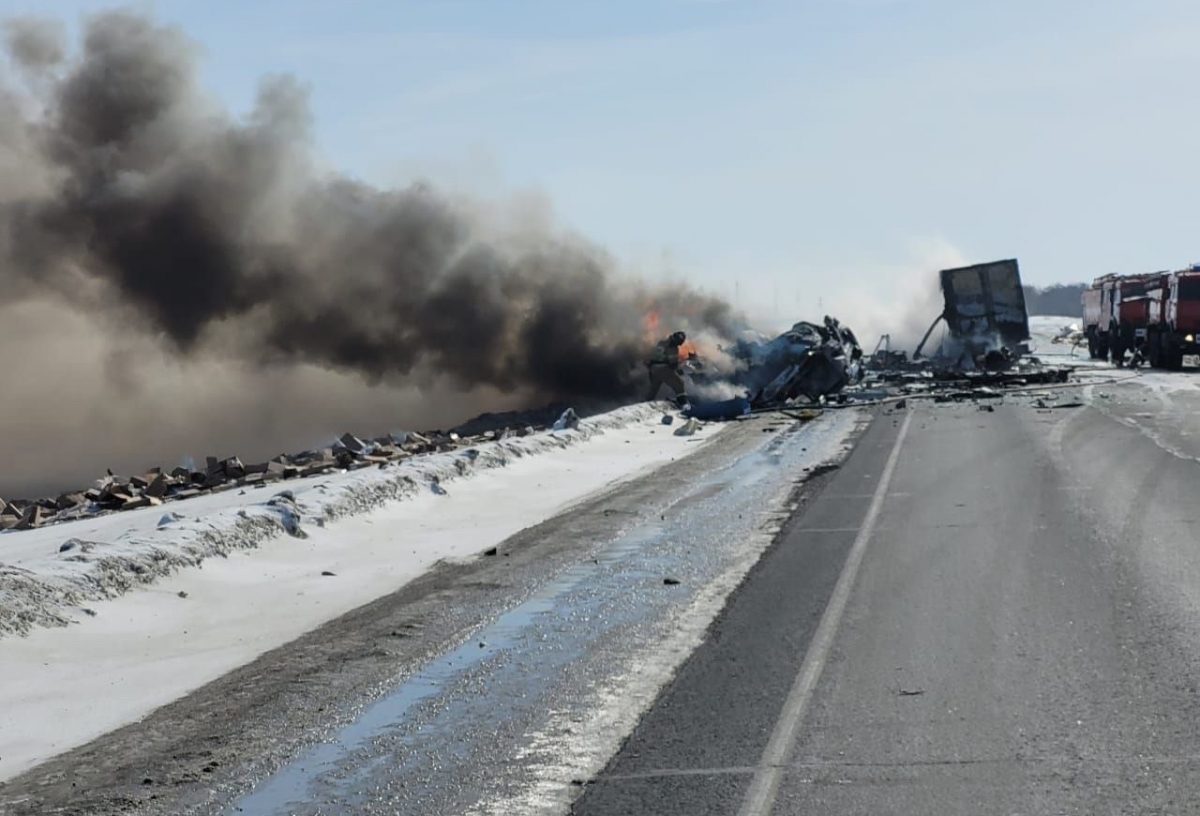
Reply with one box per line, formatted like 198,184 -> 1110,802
0,411 -> 860,816
574,392 -> 1200,815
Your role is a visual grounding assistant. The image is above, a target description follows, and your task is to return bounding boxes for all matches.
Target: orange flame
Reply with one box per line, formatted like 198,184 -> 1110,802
642,309 -> 661,344
643,307 -> 703,361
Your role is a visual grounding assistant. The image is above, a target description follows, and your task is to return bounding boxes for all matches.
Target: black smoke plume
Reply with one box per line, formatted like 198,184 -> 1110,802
0,11 -> 738,494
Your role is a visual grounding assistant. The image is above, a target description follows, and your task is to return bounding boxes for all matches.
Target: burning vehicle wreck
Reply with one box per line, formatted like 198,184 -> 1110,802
650,258 -> 1079,423
674,316 -> 866,418
915,259 -> 1033,369
726,316 -> 865,406
673,259 -> 1078,423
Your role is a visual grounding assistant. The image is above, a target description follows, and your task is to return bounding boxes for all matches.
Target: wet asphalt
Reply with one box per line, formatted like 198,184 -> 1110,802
574,393 -> 1200,815
214,412 -> 861,816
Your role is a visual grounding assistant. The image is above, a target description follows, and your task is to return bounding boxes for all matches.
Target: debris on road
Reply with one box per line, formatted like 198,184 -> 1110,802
1033,398 -> 1085,410
684,396 -> 752,421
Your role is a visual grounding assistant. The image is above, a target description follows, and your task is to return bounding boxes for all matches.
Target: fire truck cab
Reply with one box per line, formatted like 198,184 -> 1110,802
1146,267 -> 1200,369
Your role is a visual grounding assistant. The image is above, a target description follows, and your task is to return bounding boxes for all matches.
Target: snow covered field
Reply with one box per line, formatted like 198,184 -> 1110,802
0,403 -> 723,781
1027,314 -> 1086,360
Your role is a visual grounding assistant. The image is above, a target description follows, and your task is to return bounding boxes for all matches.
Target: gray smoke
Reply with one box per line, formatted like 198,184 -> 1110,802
0,10 -> 738,495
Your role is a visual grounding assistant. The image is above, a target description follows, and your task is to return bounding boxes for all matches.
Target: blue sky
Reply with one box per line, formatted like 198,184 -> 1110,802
5,0 -> 1200,323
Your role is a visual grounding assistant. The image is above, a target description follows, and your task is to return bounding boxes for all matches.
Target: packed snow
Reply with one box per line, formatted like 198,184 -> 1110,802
0,403 -> 725,781
1027,314 -> 1086,360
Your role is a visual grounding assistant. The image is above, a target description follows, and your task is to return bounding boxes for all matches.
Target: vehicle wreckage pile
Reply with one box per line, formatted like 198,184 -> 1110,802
684,258 -> 1074,419
686,315 -> 866,414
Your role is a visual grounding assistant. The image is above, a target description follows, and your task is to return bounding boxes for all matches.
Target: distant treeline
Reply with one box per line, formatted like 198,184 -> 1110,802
1023,283 -> 1085,317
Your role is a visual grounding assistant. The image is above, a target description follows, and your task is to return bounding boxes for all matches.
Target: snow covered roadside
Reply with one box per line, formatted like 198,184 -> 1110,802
0,404 -> 685,637
0,403 -> 722,781
1027,314 -> 1087,361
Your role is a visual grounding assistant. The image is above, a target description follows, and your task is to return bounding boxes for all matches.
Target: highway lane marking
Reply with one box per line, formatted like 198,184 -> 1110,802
597,753 -> 1200,782
736,411 -> 913,816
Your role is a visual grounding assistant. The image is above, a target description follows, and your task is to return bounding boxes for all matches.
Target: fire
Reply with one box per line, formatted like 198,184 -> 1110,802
642,307 -> 700,361
642,309 -> 661,344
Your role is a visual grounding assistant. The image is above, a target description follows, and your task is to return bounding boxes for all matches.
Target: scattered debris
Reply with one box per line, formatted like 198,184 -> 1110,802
823,259 -> 1082,411
15,505 -> 44,531
807,463 -> 841,478
0,408 -> 590,537
157,512 -> 186,528
663,577 -> 681,586
552,408 -> 581,431
684,396 -> 751,421
1034,399 -> 1084,410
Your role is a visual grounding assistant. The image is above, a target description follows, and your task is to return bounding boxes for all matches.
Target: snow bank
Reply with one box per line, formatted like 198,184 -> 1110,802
0,403 -> 683,639
0,403 -> 728,780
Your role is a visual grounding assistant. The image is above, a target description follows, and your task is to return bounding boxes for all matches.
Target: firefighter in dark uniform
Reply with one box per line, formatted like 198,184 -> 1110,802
646,331 -> 689,407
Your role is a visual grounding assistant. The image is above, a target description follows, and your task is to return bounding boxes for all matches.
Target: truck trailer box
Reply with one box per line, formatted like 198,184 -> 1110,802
938,259 -> 1031,350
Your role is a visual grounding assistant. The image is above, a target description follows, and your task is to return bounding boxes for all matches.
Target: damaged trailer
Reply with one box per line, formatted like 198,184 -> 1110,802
915,259 -> 1032,367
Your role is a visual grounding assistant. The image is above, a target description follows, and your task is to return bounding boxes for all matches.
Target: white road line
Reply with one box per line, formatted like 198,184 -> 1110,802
736,411 -> 914,816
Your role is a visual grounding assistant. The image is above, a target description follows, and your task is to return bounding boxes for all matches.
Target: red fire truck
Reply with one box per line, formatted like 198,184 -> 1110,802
1083,266 -> 1200,368
1082,272 -> 1163,361
1145,266 -> 1200,370
1082,274 -> 1117,359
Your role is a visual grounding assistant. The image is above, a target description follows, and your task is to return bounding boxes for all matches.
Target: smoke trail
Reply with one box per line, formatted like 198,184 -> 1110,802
0,10 -> 737,494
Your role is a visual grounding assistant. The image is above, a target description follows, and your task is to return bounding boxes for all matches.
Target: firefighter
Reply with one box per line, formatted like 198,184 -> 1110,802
647,331 -> 689,407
